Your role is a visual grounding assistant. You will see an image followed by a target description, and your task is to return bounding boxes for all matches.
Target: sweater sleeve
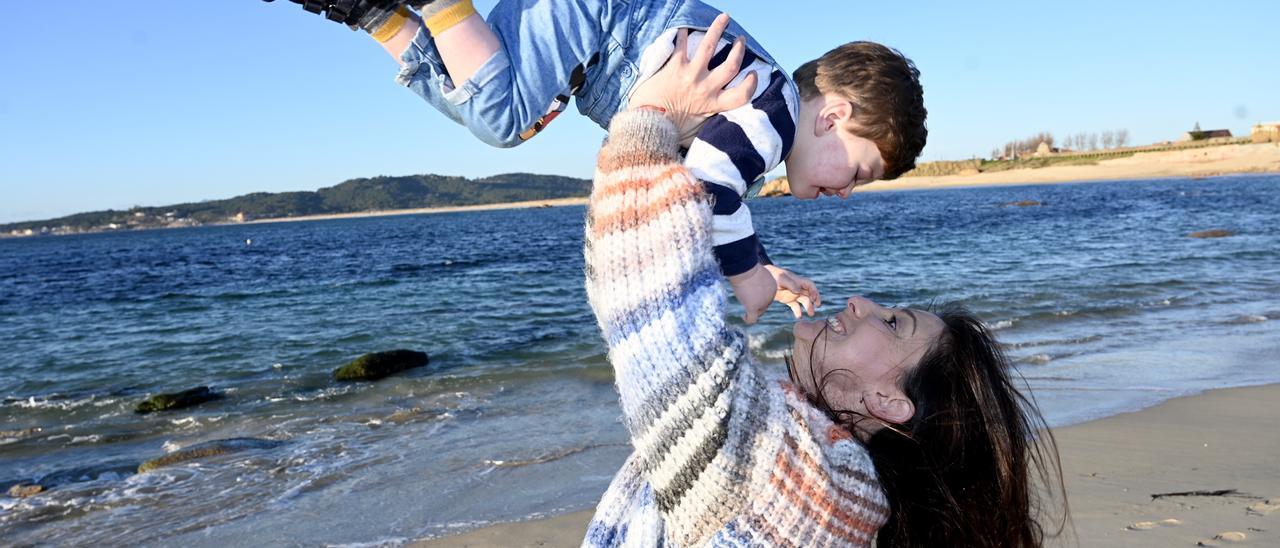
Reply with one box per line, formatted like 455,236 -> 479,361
585,109 -> 771,544
585,109 -> 891,548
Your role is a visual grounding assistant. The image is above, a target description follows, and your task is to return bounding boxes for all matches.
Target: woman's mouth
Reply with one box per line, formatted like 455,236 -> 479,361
825,315 -> 846,335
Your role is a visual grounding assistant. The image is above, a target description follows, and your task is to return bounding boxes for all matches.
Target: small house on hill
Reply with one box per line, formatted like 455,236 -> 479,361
1252,122 -> 1280,143
1180,127 -> 1233,141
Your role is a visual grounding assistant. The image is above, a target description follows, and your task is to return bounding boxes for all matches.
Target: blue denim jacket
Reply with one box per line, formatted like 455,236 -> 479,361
396,0 -> 781,147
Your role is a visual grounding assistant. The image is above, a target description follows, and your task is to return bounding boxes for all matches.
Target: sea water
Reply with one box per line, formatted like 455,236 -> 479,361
2,175 -> 1279,544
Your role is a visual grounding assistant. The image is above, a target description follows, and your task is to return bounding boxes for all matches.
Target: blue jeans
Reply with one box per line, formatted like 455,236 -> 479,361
395,0 -> 778,148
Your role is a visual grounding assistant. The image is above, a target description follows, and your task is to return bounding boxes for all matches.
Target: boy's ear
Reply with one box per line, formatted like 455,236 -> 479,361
866,390 -> 914,425
816,97 -> 854,135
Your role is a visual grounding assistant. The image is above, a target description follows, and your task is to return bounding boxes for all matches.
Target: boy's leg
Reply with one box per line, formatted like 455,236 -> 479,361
394,0 -> 615,147
373,0 -> 498,87
260,0 -> 484,75
269,0 -> 615,147
416,1 -> 499,86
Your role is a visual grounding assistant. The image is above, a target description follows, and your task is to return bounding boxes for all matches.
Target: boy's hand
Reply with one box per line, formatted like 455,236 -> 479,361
764,264 -> 821,319
728,264 -> 777,325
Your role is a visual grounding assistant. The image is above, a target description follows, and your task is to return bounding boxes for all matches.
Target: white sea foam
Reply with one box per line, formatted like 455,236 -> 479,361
989,319 -> 1015,330
325,537 -> 411,548
12,395 -> 108,410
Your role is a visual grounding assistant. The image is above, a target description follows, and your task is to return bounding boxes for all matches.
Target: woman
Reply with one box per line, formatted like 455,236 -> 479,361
581,19 -> 1064,547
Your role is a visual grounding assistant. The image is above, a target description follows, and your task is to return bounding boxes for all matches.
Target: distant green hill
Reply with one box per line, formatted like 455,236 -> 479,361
2,173 -> 591,236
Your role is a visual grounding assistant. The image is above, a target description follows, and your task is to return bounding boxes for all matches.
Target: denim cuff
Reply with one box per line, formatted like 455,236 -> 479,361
443,50 -> 510,105
395,25 -> 510,107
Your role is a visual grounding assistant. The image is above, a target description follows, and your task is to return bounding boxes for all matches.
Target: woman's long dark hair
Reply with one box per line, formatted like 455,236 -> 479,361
790,307 -> 1067,547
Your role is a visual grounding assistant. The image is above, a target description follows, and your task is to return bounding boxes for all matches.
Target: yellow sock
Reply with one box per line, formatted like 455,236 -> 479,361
370,7 -> 412,43
422,0 -> 477,36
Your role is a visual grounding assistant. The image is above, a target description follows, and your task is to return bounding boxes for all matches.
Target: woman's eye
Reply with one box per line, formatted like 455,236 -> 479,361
884,315 -> 898,331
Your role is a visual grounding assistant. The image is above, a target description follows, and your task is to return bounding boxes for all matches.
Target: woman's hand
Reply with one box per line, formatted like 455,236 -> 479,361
626,13 -> 760,143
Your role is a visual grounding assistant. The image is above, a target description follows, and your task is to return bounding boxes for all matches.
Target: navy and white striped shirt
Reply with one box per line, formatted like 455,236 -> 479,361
634,29 -> 799,276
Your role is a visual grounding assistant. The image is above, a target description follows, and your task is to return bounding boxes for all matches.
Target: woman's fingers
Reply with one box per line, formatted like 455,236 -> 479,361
695,13 -> 731,66
673,28 -> 690,65
786,301 -> 803,319
717,71 -> 758,112
709,36 -> 746,89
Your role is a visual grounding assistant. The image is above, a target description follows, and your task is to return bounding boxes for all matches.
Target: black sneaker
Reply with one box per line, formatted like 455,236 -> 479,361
263,0 -> 405,29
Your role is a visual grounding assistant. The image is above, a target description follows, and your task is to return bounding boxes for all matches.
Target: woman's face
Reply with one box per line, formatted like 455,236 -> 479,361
790,296 -> 945,426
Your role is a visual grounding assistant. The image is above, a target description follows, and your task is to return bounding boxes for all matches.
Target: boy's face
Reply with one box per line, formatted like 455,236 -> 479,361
784,94 -> 886,199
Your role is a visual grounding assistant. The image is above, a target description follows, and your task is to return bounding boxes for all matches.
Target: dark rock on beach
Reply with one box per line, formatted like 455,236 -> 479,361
333,350 -> 430,381
1187,228 -> 1234,239
135,386 -> 224,414
137,437 -> 285,473
3,460 -> 139,494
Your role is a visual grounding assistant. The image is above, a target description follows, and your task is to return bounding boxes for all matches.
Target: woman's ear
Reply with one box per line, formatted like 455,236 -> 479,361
866,390 -> 914,425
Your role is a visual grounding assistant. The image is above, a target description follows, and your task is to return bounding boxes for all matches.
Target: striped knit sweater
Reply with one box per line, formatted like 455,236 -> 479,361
583,109 -> 889,547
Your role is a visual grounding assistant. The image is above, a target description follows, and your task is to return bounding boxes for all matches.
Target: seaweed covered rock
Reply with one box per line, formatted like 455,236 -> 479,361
1001,200 -> 1044,207
7,483 -> 43,498
135,386 -> 223,414
333,350 -> 429,381
137,437 -> 284,473
1187,228 -> 1234,239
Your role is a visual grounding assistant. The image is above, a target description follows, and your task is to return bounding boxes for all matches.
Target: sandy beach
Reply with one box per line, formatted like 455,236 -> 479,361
867,142 -> 1280,193
236,143 -> 1280,226
243,197 -> 591,226
413,383 -> 1280,547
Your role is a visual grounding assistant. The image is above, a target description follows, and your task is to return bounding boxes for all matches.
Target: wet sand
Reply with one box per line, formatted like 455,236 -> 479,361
412,383 -> 1280,547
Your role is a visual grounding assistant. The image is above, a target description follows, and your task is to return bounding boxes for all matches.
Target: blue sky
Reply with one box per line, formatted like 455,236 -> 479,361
2,0 -> 1276,223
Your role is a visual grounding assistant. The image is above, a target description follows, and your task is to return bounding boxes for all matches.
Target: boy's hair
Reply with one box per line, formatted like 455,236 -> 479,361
793,42 -> 927,180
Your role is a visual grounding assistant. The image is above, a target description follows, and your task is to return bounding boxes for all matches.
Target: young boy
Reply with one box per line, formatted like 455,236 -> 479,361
266,0 -> 927,323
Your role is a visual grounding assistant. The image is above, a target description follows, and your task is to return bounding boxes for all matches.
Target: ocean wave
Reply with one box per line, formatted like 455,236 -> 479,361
1022,353 -> 1053,365
290,385 -> 359,402
480,443 -> 625,470
7,394 -> 118,411
324,537 -> 412,548
988,319 -> 1015,331
1006,334 -> 1104,349
1224,314 -> 1268,324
